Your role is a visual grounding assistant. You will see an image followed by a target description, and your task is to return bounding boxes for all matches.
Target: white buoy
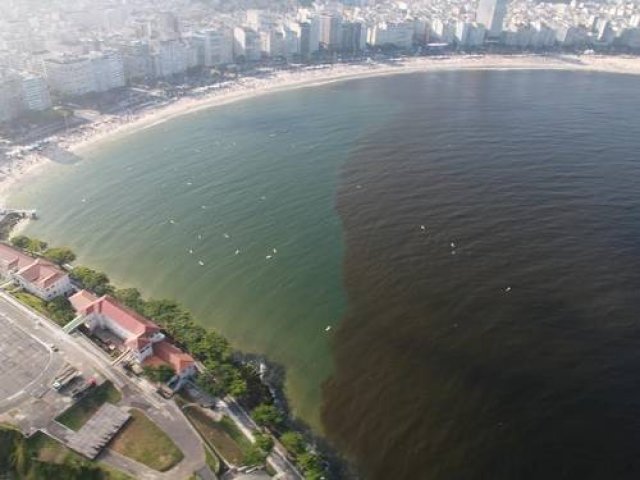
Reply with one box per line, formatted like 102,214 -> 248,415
197,234 -> 202,240
420,225 -> 426,231
450,241 -> 456,249
188,249 -> 194,254
169,219 -> 175,224
223,233 -> 230,239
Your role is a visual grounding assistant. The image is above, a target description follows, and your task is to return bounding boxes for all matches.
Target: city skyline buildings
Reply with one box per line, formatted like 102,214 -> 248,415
476,0 -> 509,38
0,0 -> 639,123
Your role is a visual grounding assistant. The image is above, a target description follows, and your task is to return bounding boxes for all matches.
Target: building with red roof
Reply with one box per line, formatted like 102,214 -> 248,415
70,290 -> 196,378
0,243 -> 73,300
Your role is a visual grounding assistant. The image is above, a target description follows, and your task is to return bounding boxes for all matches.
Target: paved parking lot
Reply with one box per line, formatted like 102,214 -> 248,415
0,313 -> 51,401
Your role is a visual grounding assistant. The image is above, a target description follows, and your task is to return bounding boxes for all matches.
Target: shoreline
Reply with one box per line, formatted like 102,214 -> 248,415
1,53 -> 639,205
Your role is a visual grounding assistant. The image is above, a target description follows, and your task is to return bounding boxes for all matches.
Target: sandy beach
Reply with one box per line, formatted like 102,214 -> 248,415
2,53 -> 639,205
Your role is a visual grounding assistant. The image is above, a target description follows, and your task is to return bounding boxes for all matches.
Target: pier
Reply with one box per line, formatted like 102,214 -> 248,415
0,208 -> 37,219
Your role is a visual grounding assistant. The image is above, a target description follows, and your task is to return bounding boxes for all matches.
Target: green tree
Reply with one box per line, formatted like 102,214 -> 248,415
196,371 -> 225,397
251,404 -> 284,429
143,298 -> 182,320
42,247 -> 76,265
10,235 -> 47,254
243,444 -> 267,466
251,403 -> 284,428
46,296 -> 76,325
70,266 -> 112,296
298,452 -> 323,479
254,432 -> 274,454
279,431 -> 306,456
10,235 -> 30,250
114,287 -> 144,312
227,377 -> 248,398
143,364 -> 175,383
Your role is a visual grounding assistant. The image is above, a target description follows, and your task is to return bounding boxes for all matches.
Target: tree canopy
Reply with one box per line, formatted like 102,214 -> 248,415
279,431 -> 306,456
143,364 -> 175,383
10,235 -> 47,254
70,266 -> 113,296
43,247 -> 76,265
251,404 -> 284,429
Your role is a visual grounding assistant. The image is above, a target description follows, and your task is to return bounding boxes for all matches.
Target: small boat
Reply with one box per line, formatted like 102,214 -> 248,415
235,249 -> 240,255
266,255 -> 272,260
188,249 -> 194,254
198,260 -> 205,266
273,248 -> 277,254
325,326 -> 332,332
504,286 -> 512,293
450,242 -> 456,249
223,233 -> 230,239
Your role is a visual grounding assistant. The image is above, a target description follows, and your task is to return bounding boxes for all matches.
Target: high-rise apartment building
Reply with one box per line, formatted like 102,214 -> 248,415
20,73 -> 51,111
476,0 -> 508,38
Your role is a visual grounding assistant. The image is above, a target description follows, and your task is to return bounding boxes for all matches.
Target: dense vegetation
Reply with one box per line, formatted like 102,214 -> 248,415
7,236 -> 330,479
9,290 -> 75,326
0,426 -> 129,480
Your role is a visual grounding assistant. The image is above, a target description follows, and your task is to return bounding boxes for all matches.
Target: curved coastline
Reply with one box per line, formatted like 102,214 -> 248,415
1,53 -> 640,205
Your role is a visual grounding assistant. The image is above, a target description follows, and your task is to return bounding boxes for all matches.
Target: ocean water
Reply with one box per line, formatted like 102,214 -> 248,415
11,70 -> 640,478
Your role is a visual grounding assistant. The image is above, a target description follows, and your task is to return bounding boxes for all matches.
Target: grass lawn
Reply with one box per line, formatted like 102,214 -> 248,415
184,406 -> 250,466
56,381 -> 122,430
12,291 -> 48,316
11,290 -> 75,326
109,409 -> 184,472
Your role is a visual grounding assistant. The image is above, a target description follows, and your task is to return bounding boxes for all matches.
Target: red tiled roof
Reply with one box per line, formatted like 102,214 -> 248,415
153,340 -> 195,374
75,293 -> 160,339
69,289 -> 98,311
126,336 -> 151,350
16,259 -> 67,288
0,243 -> 36,272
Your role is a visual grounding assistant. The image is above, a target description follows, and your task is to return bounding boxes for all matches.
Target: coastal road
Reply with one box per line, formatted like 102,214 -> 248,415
0,291 -> 208,480
219,398 -> 302,480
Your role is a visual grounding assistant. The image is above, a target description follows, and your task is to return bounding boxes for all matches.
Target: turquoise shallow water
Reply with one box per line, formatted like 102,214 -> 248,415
10,81 -> 397,429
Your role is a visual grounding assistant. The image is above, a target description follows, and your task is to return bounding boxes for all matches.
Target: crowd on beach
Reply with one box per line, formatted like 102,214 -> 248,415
1,53 -> 640,204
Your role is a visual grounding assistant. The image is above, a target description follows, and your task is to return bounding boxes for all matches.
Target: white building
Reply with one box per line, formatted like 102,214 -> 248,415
70,290 -> 196,378
90,51 -> 125,92
153,40 -> 192,78
20,74 -> 51,111
476,0 -> 508,38
0,244 -> 73,301
233,27 -> 261,61
119,41 -> 154,82
192,28 -> 233,67
45,56 -> 96,97
44,51 -> 124,97
368,21 -> 414,49
14,260 -> 74,301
